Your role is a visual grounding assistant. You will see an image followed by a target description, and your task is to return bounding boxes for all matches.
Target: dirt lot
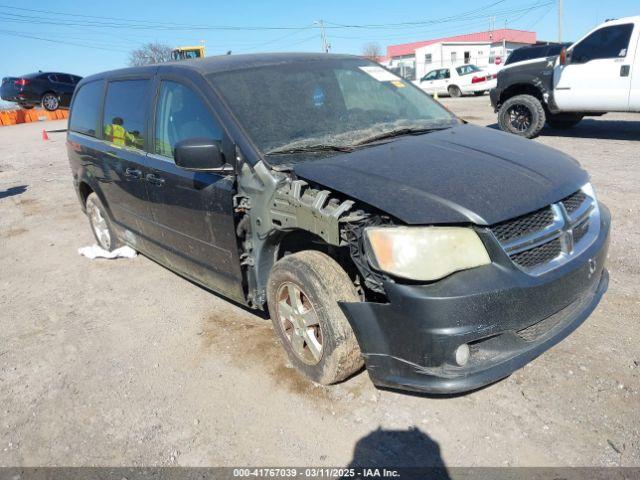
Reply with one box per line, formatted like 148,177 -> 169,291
1,97 -> 639,468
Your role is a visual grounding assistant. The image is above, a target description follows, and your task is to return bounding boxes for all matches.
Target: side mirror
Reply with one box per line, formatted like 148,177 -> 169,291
559,47 -> 570,66
174,138 -> 234,173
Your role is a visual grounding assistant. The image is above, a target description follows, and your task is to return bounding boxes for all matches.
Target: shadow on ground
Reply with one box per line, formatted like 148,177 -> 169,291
343,427 -> 450,479
487,118 -> 640,141
0,185 -> 27,200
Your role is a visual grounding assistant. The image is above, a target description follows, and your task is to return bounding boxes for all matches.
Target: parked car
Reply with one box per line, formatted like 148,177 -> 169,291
503,42 -> 572,68
1,72 -> 82,111
491,16 -> 640,138
67,53 -> 610,394
414,64 -> 497,97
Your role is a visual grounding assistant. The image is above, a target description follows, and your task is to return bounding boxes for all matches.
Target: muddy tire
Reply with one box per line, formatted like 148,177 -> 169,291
448,85 -> 462,98
86,193 -> 122,252
498,94 -> 546,139
547,114 -> 583,129
267,250 -> 363,385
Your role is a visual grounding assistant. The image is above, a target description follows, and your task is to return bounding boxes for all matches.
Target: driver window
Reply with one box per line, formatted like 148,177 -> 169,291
154,81 -> 223,158
437,69 -> 450,80
571,24 -> 634,63
423,70 -> 438,81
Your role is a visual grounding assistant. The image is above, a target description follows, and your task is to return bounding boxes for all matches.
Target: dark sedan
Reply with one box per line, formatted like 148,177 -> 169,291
1,71 -> 82,111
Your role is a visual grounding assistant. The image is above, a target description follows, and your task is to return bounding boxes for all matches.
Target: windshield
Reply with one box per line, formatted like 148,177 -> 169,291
455,64 -> 481,75
208,58 -> 457,164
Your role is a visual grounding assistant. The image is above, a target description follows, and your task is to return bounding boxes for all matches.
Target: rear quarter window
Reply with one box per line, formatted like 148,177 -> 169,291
69,80 -> 104,137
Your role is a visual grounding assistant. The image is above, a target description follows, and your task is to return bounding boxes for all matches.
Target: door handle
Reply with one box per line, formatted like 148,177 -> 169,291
621,65 -> 631,77
145,173 -> 165,186
124,167 -> 142,179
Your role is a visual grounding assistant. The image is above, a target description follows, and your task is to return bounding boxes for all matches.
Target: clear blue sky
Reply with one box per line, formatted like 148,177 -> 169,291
0,0 -> 638,82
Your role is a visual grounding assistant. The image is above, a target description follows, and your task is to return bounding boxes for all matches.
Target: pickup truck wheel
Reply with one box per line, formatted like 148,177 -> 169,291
267,250 -> 363,385
498,94 -> 546,138
86,193 -> 122,252
448,85 -> 462,98
547,114 -> 583,129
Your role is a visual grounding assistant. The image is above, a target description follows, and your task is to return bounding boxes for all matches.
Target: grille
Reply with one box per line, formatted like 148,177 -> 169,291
511,238 -> 562,268
517,312 -> 565,341
562,190 -> 587,215
490,207 -> 555,243
573,220 -> 589,244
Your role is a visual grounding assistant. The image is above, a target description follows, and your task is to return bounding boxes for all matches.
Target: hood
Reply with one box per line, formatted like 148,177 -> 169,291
293,124 -> 588,225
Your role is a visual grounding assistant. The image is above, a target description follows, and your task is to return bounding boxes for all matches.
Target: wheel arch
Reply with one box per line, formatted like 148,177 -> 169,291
499,83 -> 544,106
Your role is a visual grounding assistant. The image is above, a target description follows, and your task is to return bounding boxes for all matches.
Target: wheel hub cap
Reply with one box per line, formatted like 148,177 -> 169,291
276,282 -> 323,365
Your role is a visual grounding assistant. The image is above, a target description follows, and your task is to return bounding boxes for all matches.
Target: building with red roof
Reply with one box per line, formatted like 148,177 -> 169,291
386,28 -> 537,80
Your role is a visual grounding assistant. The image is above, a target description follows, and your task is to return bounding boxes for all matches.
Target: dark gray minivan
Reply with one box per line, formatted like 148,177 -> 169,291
67,53 -> 610,394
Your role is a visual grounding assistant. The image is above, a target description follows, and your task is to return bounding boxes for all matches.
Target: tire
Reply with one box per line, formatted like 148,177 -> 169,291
41,92 -> 59,111
85,193 -> 122,252
448,85 -> 462,98
547,114 -> 583,129
18,103 -> 34,110
498,94 -> 546,139
267,250 -> 363,385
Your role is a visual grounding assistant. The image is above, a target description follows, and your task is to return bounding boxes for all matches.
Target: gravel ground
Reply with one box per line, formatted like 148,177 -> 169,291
0,97 -> 638,467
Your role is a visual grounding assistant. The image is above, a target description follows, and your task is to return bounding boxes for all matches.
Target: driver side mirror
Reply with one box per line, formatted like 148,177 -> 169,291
174,138 -> 234,173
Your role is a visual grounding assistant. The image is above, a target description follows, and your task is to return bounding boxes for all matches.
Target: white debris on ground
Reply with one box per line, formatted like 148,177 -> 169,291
78,244 -> 137,260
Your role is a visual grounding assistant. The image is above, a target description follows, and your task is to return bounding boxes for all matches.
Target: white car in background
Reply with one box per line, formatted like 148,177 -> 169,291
414,64 -> 497,97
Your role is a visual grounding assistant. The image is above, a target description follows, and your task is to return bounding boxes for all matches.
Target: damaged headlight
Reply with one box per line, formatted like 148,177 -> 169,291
364,226 -> 491,282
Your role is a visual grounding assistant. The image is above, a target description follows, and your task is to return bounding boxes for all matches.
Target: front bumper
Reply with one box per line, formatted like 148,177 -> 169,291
340,205 -> 611,394
489,87 -> 500,110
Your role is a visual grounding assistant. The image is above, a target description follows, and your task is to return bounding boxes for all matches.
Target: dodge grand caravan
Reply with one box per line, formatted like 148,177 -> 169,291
67,53 -> 610,394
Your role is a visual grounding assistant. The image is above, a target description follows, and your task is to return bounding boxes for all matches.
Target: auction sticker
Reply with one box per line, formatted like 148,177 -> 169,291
358,66 -> 401,82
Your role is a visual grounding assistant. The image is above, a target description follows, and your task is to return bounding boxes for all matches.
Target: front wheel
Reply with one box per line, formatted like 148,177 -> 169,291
41,92 -> 59,111
547,114 -> 583,129
498,94 -> 546,138
267,250 -> 363,385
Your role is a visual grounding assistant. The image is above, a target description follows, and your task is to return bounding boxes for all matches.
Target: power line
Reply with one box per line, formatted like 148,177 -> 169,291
0,29 -> 130,53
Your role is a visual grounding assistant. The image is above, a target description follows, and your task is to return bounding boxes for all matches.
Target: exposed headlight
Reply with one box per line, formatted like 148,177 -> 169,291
364,226 -> 491,282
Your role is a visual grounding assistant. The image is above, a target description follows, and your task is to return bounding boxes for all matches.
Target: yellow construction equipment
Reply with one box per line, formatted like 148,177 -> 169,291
171,46 -> 206,61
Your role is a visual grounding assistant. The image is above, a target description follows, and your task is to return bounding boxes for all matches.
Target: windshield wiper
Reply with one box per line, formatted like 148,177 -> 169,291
265,144 -> 354,156
354,126 -> 451,146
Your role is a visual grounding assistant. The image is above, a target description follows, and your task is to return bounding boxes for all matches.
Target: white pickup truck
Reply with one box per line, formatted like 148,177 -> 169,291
490,16 -> 640,138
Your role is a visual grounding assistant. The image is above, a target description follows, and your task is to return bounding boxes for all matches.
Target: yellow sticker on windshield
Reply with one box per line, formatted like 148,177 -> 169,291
391,80 -> 405,88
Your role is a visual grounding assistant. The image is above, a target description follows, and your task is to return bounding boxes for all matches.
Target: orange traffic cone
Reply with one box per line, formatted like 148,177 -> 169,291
42,129 -> 49,141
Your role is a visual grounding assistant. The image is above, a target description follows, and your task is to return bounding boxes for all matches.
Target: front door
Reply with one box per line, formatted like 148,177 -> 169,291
554,23 -> 636,112
419,70 -> 438,93
144,78 -> 245,302
97,78 -> 154,247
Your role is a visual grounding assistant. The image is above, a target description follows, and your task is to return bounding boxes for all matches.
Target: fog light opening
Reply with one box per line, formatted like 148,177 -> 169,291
455,344 -> 470,366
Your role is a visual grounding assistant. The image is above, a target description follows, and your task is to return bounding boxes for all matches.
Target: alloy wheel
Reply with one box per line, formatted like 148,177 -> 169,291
276,282 -> 323,365
507,104 -> 533,132
88,202 -> 111,250
42,94 -> 59,111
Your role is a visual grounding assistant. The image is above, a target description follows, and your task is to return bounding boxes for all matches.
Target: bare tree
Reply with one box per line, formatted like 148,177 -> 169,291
128,42 -> 173,66
362,42 -> 382,62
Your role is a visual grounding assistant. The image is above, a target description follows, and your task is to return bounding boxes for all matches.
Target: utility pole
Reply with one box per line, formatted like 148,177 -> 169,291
315,19 -> 330,53
558,0 -> 563,42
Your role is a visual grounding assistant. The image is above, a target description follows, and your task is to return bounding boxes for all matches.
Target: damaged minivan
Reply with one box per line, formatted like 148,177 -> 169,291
67,53 -> 610,394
